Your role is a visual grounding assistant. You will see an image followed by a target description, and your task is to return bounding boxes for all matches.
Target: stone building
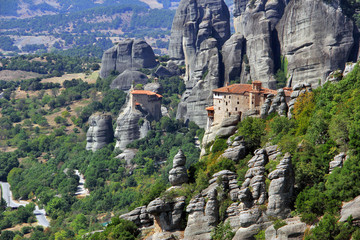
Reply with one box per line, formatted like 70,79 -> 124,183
130,90 -> 162,121
206,81 -> 292,125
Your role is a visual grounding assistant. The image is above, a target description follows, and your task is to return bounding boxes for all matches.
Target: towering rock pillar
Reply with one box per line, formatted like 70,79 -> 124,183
169,0 -> 231,128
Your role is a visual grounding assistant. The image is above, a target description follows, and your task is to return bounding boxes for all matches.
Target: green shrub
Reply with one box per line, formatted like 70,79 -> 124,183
211,138 -> 228,154
211,221 -> 235,240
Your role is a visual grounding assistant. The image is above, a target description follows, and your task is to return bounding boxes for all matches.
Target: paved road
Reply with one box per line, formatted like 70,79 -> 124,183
0,182 -> 50,227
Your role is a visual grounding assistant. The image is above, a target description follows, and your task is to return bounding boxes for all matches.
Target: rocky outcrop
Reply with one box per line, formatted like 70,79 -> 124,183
202,115 -> 241,155
176,38 -> 222,128
144,82 -> 164,94
265,217 -> 307,240
169,150 -> 189,187
169,0 -> 231,127
168,0 -> 230,64
120,206 -> 153,228
147,196 -> 186,232
287,83 -> 312,119
260,89 -> 288,118
184,189 -> 219,240
114,99 -> 151,150
267,152 -> 294,218
222,33 -> 245,84
86,113 -> 113,152
340,195 -> 360,222
277,0 -> 354,87
329,152 -> 347,173
221,136 -> 247,163
100,39 -> 157,78
234,0 -> 286,88
116,149 -> 138,165
110,70 -> 148,91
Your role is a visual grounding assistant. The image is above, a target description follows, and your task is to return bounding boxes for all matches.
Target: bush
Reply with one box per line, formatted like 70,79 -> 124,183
211,221 -> 235,240
211,138 -> 228,154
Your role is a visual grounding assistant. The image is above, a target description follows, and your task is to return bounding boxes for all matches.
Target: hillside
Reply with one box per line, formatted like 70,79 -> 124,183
1,0 -> 360,239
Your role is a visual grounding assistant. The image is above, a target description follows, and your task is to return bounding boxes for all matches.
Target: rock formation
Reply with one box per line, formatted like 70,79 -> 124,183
176,37 -> 223,128
340,195 -> 360,222
114,98 -> 151,150
222,33 -> 245,85
169,149 -> 189,187
287,83 -> 312,119
221,136 -> 247,163
120,206 -> 153,228
260,89 -> 289,118
86,113 -> 113,152
144,82 -> 164,94
110,70 -> 148,91
232,0 -> 356,88
184,189 -> 219,240
147,196 -> 186,232
277,0 -> 354,87
100,39 -> 157,78
169,0 -> 231,127
329,152 -> 347,173
169,0 -> 230,64
267,152 -> 294,218
265,218 -> 307,240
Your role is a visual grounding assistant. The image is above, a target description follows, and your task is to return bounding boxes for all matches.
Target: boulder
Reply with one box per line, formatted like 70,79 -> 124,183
110,70 -> 148,91
144,82 -> 164,94
329,152 -> 347,173
100,39 -> 157,78
120,206 -> 153,228
86,113 -> 113,152
265,218 -> 307,240
184,189 -> 219,240
277,0 -> 354,87
340,195 -> 360,222
169,150 -> 189,186
154,65 -> 175,78
147,196 -> 186,232
116,149 -> 138,165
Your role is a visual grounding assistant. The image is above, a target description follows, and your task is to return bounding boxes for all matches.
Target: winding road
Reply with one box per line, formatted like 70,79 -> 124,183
0,182 -> 50,227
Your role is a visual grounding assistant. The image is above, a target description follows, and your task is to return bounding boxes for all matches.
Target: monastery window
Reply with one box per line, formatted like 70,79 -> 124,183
219,100 -> 220,103
218,107 -> 220,110
226,109 -> 228,112
226,102 -> 228,106
229,112 -> 231,117
229,96 -> 231,99
237,101 -> 239,104
235,107 -> 238,111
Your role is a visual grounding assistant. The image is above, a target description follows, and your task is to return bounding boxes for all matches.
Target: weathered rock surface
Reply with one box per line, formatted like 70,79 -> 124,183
287,83 -> 312,119
144,82 -> 164,94
120,206 -> 153,228
169,150 -> 189,186
261,89 -> 288,118
277,0 -> 354,87
116,149 -> 138,165
110,70 -> 148,91
86,113 -> 113,152
184,189 -> 219,240
221,137 -> 247,163
114,99 -> 151,150
169,0 -> 230,63
222,33 -> 245,84
154,65 -> 175,78
267,153 -> 294,218
147,196 -> 186,232
176,38 -> 222,128
340,195 -> 360,222
329,152 -> 347,173
100,39 -> 157,78
265,217 -> 307,240
170,0 -> 231,127
202,115 -> 241,156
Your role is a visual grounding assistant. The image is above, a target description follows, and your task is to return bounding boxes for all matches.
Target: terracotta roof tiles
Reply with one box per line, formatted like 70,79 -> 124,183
131,90 -> 163,98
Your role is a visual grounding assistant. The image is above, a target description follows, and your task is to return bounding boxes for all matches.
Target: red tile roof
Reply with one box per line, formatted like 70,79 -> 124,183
131,90 -> 163,98
206,106 -> 214,111
213,84 -> 292,97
